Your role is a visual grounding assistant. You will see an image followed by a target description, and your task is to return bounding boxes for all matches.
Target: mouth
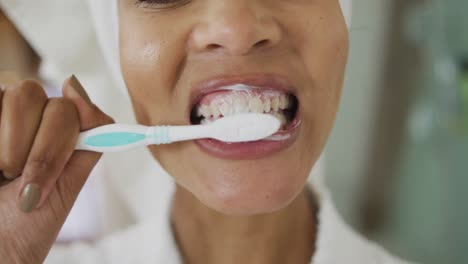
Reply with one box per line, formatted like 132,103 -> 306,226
190,85 -> 299,129
188,74 -> 302,159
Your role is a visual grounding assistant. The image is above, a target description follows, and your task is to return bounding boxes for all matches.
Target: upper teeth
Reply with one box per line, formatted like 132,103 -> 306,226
197,93 -> 290,118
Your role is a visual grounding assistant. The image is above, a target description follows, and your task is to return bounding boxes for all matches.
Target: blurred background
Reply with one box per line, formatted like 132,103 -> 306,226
1,0 -> 467,263
325,0 -> 468,263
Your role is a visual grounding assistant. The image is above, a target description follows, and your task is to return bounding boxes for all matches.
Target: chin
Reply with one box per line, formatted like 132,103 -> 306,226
190,159 -> 310,216
202,177 -> 306,216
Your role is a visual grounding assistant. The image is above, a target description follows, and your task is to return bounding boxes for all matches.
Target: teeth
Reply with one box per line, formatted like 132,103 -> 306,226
196,91 -> 293,121
272,97 -> 280,112
198,105 -> 212,117
219,103 -> 233,116
210,102 -> 221,117
249,97 -> 264,113
263,99 -> 271,112
202,111 -> 288,129
279,95 -> 289,110
233,96 -> 249,114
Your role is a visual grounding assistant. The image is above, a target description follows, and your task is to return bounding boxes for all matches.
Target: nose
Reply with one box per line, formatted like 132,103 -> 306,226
189,2 -> 282,56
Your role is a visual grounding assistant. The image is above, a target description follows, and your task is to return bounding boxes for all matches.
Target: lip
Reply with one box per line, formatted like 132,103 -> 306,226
188,73 -> 301,160
195,117 -> 301,160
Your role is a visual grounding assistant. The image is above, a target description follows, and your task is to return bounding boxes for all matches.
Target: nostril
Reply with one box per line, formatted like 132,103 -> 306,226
206,43 -> 223,51
253,39 -> 270,49
206,39 -> 270,53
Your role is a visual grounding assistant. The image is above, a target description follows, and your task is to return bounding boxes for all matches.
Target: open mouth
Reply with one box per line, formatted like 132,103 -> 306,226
188,77 -> 302,159
190,84 -> 300,134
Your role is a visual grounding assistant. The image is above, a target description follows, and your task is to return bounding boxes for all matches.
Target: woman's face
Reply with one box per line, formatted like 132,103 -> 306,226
119,0 -> 348,215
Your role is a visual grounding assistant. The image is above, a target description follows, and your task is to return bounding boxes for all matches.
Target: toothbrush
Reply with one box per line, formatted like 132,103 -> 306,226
75,113 -> 281,153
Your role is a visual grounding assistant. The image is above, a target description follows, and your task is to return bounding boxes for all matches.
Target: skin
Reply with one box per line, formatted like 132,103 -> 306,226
118,0 -> 348,263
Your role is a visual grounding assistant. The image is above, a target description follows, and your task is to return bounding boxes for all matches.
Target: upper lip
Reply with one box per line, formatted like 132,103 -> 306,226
188,73 -> 297,116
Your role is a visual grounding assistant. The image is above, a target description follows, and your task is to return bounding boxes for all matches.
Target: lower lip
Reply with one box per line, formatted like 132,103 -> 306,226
194,113 -> 301,160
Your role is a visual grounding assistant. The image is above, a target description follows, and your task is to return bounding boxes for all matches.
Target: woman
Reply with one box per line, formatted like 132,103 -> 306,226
0,0 -> 411,263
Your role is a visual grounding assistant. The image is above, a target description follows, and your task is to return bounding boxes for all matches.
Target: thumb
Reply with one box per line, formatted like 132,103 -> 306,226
62,74 -> 114,131
51,75 -> 114,208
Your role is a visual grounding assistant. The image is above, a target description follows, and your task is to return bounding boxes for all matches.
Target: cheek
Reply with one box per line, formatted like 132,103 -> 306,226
304,15 -> 349,89
119,18 -> 189,125
296,13 -> 349,137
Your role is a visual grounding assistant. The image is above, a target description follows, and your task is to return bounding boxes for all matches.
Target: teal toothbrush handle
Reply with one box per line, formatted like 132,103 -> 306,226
75,124 -> 172,153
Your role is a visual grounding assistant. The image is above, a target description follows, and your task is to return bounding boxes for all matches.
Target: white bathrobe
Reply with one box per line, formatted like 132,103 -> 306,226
0,0 -> 411,263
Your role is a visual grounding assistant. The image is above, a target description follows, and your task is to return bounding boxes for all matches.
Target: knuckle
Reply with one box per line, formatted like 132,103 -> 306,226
0,155 -> 25,174
0,147 -> 27,175
14,80 -> 47,98
48,97 -> 76,112
9,80 -> 47,101
27,153 -> 57,174
46,98 -> 79,122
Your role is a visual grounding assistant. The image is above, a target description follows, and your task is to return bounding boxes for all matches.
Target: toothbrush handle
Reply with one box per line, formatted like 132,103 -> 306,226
75,124 -> 150,152
76,124 -> 211,153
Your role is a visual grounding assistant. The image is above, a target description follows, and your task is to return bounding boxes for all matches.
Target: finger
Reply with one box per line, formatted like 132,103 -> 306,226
0,172 -> 11,188
53,75 -> 114,207
0,72 -> 13,179
17,75 -> 114,213
17,98 -> 80,213
0,81 -> 48,180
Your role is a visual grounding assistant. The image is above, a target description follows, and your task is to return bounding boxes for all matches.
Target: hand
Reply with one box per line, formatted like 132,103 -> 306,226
0,73 -> 114,263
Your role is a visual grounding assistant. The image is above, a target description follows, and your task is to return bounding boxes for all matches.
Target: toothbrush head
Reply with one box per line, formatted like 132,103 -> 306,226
209,113 -> 281,143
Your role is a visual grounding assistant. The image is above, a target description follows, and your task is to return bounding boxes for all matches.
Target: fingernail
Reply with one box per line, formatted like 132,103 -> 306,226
70,74 -> 92,105
19,183 -> 41,213
3,171 -> 19,180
